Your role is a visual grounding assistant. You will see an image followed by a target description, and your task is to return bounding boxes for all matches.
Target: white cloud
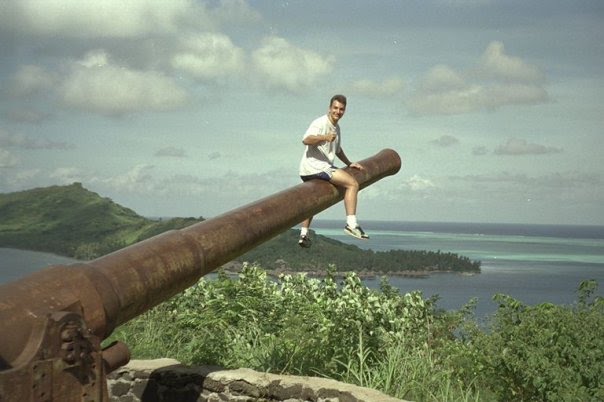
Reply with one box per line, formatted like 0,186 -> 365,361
418,65 -> 467,94
0,129 -> 74,150
13,169 -> 41,183
376,170 -> 602,217
450,171 -> 599,189
408,84 -> 485,115
0,149 -> 19,168
407,41 -> 549,116
59,50 -> 189,116
367,175 -> 440,204
478,41 -> 545,83
349,77 -> 404,98
172,33 -> 244,81
7,65 -> 56,97
0,0 -> 209,38
404,175 -> 437,192
78,51 -> 110,68
0,169 -> 42,189
482,84 -> 548,109
251,36 -> 334,93
494,138 -> 563,155
103,167 -> 290,212
49,167 -> 85,184
101,164 -> 156,192
166,169 -> 289,197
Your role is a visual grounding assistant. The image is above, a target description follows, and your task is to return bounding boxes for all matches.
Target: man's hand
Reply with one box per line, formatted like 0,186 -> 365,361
324,132 -> 337,142
349,162 -> 364,170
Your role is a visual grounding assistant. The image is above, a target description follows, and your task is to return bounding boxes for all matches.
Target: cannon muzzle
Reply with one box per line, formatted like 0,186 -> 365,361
0,148 -> 401,401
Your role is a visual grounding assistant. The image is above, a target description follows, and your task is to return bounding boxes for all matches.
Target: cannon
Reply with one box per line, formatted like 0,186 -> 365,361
0,149 -> 401,401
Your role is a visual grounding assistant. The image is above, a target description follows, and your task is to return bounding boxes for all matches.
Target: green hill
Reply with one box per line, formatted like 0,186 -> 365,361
239,229 -> 481,274
0,183 -> 201,259
0,183 -> 480,273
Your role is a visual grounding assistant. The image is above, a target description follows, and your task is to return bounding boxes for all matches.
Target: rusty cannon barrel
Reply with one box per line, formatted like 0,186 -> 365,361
0,148 -> 401,401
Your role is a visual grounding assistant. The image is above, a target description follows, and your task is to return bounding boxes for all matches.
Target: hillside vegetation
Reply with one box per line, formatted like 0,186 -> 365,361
0,183 -> 480,273
109,267 -> 603,401
240,228 -> 480,274
0,183 -> 201,260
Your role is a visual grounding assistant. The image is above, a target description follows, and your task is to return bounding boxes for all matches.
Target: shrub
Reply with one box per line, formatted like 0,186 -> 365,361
461,280 -> 604,401
107,268 -> 602,401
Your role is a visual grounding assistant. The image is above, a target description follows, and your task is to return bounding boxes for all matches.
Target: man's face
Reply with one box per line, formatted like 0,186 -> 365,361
328,100 -> 346,124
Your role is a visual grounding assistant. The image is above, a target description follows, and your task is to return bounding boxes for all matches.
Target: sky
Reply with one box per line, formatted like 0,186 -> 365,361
0,0 -> 603,226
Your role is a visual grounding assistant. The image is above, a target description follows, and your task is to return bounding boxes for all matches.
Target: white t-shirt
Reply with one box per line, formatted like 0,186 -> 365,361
298,114 -> 341,176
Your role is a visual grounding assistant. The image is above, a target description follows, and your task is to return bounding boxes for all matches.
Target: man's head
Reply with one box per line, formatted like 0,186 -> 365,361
328,94 -> 347,124
330,94 -> 347,107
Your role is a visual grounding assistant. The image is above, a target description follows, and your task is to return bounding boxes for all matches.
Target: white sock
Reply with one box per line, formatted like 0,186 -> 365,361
346,215 -> 358,228
300,227 -> 309,236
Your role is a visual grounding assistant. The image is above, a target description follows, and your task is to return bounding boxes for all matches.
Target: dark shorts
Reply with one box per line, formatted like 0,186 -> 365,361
300,171 -> 332,182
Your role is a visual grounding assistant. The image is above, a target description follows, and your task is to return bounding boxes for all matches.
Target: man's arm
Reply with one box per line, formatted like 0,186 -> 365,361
336,149 -> 364,169
303,132 -> 336,145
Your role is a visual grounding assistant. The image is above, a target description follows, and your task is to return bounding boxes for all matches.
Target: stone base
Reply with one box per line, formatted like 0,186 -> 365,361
107,359 -> 409,402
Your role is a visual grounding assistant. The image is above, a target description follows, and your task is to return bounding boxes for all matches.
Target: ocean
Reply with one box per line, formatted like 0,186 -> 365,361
311,220 -> 604,319
1,221 -> 603,319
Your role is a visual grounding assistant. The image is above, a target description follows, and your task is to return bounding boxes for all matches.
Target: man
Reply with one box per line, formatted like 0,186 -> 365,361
297,94 -> 369,248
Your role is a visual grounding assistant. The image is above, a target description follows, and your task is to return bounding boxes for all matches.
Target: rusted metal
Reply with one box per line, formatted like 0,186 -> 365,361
0,148 -> 401,401
101,341 -> 130,374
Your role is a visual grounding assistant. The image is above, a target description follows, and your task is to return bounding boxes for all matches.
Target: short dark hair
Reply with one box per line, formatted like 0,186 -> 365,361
330,94 -> 347,107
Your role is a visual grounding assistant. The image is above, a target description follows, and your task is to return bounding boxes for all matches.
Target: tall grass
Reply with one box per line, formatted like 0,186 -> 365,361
106,266 -> 603,401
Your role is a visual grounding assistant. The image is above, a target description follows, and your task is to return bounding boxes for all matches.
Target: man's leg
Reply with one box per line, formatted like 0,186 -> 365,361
298,216 -> 313,247
330,169 -> 369,239
301,216 -> 313,232
330,169 -> 359,217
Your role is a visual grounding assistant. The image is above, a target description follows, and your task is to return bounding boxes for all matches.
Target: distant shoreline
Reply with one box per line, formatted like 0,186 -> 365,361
311,219 -> 604,240
2,248 -> 467,286
220,261 -> 475,279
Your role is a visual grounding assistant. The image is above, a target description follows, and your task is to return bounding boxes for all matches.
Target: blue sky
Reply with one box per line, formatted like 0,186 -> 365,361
0,0 -> 602,225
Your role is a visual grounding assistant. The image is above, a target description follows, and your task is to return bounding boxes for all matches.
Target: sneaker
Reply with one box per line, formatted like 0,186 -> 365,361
344,225 -> 369,239
298,234 -> 312,248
